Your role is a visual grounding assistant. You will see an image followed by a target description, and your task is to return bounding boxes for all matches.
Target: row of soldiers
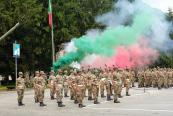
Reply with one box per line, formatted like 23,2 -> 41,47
138,68 -> 173,89
16,68 -> 134,107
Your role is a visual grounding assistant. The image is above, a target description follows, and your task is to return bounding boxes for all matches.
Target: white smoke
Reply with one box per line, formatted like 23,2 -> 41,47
96,0 -> 135,27
61,0 -> 173,69
64,41 -> 77,53
70,61 -> 81,69
80,54 -> 98,66
96,0 -> 173,51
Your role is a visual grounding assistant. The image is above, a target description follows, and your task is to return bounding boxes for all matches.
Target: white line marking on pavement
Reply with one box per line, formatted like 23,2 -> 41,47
133,93 -> 147,96
85,107 -> 173,113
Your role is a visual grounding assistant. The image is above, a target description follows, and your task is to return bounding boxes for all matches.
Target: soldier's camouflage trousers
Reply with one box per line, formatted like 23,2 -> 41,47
17,89 -> 24,102
34,86 -> 38,102
158,79 -> 163,89
100,84 -> 105,96
50,84 -> 56,98
125,81 -> 130,93
106,84 -> 111,96
113,83 -> 119,101
55,84 -> 63,102
64,84 -> 69,96
76,85 -> 85,104
92,86 -> 99,102
163,79 -> 168,88
87,86 -> 92,98
37,86 -> 44,103
117,83 -> 122,96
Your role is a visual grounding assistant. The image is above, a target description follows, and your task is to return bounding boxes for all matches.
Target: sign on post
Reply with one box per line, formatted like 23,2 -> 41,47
13,43 -> 20,57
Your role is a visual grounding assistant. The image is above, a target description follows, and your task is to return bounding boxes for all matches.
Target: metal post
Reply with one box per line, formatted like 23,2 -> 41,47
51,26 -> 55,66
14,41 -> 18,86
0,23 -> 20,42
15,56 -> 18,82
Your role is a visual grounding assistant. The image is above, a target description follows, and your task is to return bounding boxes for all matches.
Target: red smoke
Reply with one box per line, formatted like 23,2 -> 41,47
81,39 -> 159,69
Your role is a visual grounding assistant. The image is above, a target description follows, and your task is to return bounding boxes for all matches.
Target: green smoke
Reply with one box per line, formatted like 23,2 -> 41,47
53,10 -> 154,71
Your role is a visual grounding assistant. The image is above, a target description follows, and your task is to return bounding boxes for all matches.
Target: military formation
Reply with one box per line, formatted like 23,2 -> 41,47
16,67 -> 173,108
138,68 -> 173,89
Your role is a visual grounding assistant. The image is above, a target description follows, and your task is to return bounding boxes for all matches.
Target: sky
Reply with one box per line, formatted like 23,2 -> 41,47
143,0 -> 173,12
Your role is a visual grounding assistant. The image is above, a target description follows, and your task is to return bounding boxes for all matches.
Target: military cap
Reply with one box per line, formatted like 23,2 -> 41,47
50,70 -> 55,74
40,71 -> 44,75
35,71 -> 39,74
19,72 -> 23,75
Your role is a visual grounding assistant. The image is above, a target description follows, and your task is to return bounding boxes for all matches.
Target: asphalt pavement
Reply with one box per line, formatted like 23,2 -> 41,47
0,85 -> 173,116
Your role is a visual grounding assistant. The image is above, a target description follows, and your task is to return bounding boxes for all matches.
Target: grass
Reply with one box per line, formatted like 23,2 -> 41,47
0,85 -> 7,91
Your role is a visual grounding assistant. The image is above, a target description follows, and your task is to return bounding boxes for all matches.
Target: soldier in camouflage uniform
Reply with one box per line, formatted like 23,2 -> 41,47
138,70 -> 145,88
63,70 -> 69,97
99,71 -> 106,98
117,69 -> 123,98
33,71 -> 39,103
16,72 -> 25,106
87,71 -> 93,100
35,71 -> 46,106
167,69 -> 173,87
125,70 -> 131,96
49,70 -> 56,100
151,69 -> 158,88
105,70 -> 113,101
163,70 -> 168,88
76,71 -> 86,108
69,71 -> 77,100
55,70 -> 65,107
130,70 -> 135,87
112,71 -> 121,103
157,70 -> 164,90
24,72 -> 30,88
92,74 -> 100,104
81,69 -> 88,97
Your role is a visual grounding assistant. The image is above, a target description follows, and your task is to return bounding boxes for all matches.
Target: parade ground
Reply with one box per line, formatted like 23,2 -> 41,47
0,85 -> 173,116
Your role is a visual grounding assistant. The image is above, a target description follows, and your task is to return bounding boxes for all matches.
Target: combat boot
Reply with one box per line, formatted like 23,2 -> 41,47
74,100 -> 78,104
64,94 -> 69,97
94,100 -> 100,104
51,96 -> 54,100
20,102 -> 25,106
114,99 -> 120,103
40,102 -> 47,107
18,102 -> 24,106
126,92 -> 130,96
88,96 -> 93,100
107,95 -> 112,101
118,94 -> 123,98
35,99 -> 38,103
101,94 -> 106,98
58,102 -> 65,107
70,96 -> 74,100
79,104 -> 86,108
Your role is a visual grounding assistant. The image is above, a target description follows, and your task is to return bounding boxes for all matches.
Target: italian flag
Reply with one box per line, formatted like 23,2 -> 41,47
48,0 -> 53,28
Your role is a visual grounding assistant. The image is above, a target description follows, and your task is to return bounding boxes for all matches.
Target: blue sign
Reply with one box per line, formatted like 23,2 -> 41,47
13,43 -> 20,57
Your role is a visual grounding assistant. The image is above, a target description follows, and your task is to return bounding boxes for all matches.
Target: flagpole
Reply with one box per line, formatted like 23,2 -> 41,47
49,0 -> 55,67
51,26 -> 55,66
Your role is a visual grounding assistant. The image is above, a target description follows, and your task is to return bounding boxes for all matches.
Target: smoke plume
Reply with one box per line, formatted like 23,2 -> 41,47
53,0 -> 173,70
